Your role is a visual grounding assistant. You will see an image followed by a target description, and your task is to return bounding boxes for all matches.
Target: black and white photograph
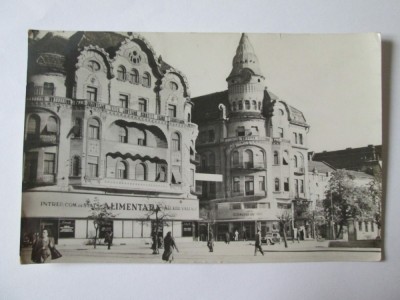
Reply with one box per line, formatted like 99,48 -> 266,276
20,30 -> 382,264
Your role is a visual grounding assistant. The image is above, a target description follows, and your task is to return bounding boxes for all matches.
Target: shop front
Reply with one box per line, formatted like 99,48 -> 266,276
21,191 -> 199,245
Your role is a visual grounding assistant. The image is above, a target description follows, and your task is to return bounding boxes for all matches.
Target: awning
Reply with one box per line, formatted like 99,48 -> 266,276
172,168 -> 182,184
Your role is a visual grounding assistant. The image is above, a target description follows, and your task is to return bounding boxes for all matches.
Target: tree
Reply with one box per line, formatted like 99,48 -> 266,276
323,170 -> 373,239
277,211 -> 292,248
145,203 -> 174,254
368,171 -> 383,238
86,198 -> 115,249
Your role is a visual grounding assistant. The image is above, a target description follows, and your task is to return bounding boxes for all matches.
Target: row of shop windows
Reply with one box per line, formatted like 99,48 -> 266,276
21,219 -> 195,245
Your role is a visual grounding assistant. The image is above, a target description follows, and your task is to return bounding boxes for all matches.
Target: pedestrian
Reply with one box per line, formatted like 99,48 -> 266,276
162,231 -> 179,263
104,230 -> 113,250
254,230 -> 264,256
207,230 -> 214,252
242,230 -> 247,241
225,231 -> 230,244
31,229 -> 62,263
292,227 -> 300,243
234,230 -> 239,241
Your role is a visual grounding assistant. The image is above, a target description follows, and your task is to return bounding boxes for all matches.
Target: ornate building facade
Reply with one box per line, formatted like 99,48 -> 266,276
22,31 -> 199,245
192,34 -> 310,241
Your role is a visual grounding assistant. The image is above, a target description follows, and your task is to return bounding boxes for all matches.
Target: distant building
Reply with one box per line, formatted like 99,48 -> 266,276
22,32 -> 199,245
312,145 -> 382,176
192,33 -> 310,241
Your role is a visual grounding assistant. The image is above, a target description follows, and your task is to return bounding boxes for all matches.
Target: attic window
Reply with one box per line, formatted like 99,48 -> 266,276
87,60 -> 100,72
129,51 -> 142,64
169,82 -> 178,91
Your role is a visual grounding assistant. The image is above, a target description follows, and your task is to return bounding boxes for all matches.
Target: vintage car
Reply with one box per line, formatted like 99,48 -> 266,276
261,232 -> 281,245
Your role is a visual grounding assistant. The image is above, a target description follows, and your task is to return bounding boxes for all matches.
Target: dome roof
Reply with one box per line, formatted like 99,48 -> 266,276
227,33 -> 263,79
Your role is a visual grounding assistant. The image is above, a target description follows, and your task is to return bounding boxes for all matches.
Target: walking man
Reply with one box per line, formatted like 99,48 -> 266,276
105,230 -> 113,250
234,230 -> 239,241
254,230 -> 264,256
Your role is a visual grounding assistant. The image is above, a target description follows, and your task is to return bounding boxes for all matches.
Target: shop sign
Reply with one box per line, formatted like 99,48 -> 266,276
59,219 -> 75,238
182,222 -> 193,237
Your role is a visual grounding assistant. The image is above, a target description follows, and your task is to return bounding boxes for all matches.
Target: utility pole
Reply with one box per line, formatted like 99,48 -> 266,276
330,190 -> 335,240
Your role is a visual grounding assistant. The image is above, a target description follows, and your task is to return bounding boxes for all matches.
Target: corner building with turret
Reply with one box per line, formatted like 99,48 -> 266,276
21,31 -> 199,245
192,34 -> 311,241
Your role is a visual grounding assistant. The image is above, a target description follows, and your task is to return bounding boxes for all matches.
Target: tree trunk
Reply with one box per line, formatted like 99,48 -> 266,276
336,224 -> 343,239
94,227 -> 98,249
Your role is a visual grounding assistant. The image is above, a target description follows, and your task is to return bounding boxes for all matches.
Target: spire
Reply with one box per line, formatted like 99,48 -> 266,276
227,33 -> 263,79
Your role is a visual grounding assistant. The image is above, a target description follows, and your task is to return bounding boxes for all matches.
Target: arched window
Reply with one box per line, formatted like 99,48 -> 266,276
252,100 -> 257,110
135,163 -> 146,181
238,101 -> 243,110
142,72 -> 151,87
245,100 -> 250,110
232,102 -> 237,111
282,150 -> 289,165
187,113 -> 191,122
274,178 -> 280,191
294,155 -> 298,168
137,129 -> 146,146
172,132 -> 180,151
119,127 -> 127,143
255,149 -> 264,168
273,151 -> 279,165
169,81 -> 178,90
27,114 -> 40,136
87,60 -> 100,72
298,154 -> 304,167
258,102 -> 261,110
138,98 -> 147,112
244,149 -> 254,168
117,161 -> 128,179
73,118 -> 82,138
72,156 -> 81,176
130,68 -> 139,83
88,118 -> 100,139
117,65 -> 126,81
46,116 -> 57,134
232,151 -> 239,166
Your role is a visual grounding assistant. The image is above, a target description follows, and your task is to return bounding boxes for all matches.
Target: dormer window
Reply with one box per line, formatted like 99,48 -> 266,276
169,81 -> 178,91
87,60 -> 100,72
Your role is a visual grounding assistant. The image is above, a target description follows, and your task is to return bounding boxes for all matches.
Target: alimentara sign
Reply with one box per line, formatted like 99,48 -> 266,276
22,192 -> 199,220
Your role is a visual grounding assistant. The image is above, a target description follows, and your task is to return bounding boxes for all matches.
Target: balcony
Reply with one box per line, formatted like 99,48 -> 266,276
224,135 -> 271,143
231,162 -> 266,171
26,95 -> 73,105
79,177 -> 182,194
294,167 -> 305,175
25,133 -> 59,147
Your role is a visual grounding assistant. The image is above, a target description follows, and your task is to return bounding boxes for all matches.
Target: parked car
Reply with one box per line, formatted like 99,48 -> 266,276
262,232 -> 281,245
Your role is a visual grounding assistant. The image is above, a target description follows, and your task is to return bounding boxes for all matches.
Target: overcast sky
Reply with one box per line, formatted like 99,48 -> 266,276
40,31 -> 382,152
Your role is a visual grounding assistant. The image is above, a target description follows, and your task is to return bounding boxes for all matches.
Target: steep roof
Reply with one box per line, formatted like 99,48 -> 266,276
308,160 -> 335,173
227,33 -> 263,79
192,90 -> 229,123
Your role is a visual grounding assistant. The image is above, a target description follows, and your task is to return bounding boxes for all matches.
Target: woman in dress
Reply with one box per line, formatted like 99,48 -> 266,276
31,229 -> 60,263
162,232 -> 179,263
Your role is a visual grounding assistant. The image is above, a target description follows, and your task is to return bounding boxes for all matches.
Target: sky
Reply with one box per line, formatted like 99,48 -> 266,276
38,31 -> 382,152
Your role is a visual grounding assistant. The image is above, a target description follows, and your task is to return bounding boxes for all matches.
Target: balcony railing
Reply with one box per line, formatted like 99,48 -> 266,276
224,135 -> 270,143
294,167 -> 305,175
27,96 -> 197,128
231,162 -> 265,171
25,133 -> 59,145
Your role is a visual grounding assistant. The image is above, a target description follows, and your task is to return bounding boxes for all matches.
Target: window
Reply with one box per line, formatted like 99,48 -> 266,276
365,221 -> 369,232
232,102 -> 236,111
237,126 -> 245,137
169,82 -> 178,90
282,151 -> 289,165
73,118 -> 82,138
46,117 -> 57,134
88,119 -> 100,139
294,155 -> 299,168
233,177 -> 240,192
245,176 -> 254,195
119,127 -> 127,143
232,151 -> 239,166
244,150 -> 254,169
71,156 -> 81,176
274,178 -> 280,192
284,178 -> 289,192
117,65 -> 126,81
87,60 -> 100,72
278,127 -> 284,138
87,156 -> 99,178
259,176 -> 265,191
187,113 -> 191,122
294,179 -> 299,196
300,179 -> 304,193
371,222 -> 375,232
358,221 -> 362,231
44,153 -> 55,174
251,126 -> 258,135
245,100 -> 250,110
172,132 -> 180,151
168,104 -> 176,117
43,82 -> 54,96
244,203 -> 257,209
299,133 -> 303,145
137,130 -> 146,146
86,86 -> 97,101
238,101 -> 243,110
231,203 -> 241,210
293,132 -> 298,144
117,161 -> 128,179
252,100 -> 257,110
130,68 -> 139,83
258,102 -> 261,110
138,99 -> 147,112
142,72 -> 151,87
273,151 -> 279,165
207,130 -> 214,142
135,163 -> 146,181
119,94 -> 128,108
27,115 -> 40,136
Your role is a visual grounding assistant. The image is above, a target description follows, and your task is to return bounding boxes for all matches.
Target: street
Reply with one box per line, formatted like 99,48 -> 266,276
20,240 -> 381,264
